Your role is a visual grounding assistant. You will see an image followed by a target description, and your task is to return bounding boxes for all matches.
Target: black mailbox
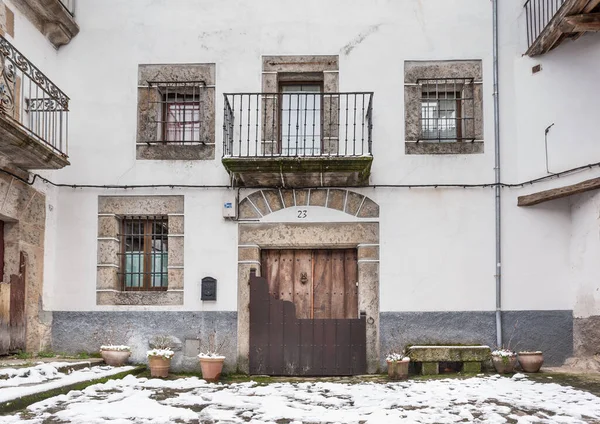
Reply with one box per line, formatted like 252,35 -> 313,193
201,277 -> 217,301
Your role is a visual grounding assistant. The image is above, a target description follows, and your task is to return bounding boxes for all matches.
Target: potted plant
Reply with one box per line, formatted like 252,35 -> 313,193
518,351 -> 544,373
197,329 -> 227,382
386,350 -> 410,380
491,348 -> 518,374
146,336 -> 175,378
94,324 -> 133,367
100,345 -> 131,366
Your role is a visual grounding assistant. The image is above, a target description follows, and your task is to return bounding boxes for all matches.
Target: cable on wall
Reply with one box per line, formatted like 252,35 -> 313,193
1,159 -> 599,191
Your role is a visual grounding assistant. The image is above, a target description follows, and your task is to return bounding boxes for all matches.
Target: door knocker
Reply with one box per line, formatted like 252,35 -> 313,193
300,272 -> 308,285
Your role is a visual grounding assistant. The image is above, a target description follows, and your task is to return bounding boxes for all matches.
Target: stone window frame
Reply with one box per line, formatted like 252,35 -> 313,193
96,196 -> 184,306
261,55 -> 339,155
404,60 -> 484,155
137,64 -> 215,161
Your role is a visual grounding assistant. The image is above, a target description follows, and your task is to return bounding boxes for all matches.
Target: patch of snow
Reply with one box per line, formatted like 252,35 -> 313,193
0,365 -> 135,404
1,374 -> 599,423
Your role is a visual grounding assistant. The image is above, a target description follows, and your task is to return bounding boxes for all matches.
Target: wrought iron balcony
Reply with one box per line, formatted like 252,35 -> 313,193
525,0 -> 600,56
222,92 -> 373,188
0,35 -> 69,170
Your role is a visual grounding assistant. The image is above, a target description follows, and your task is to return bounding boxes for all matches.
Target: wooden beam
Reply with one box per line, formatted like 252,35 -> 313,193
583,0 -> 600,13
517,177 -> 600,207
526,0 -> 590,56
561,13 -> 600,32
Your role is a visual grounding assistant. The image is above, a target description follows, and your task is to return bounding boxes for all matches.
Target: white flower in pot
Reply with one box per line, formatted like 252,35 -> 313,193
99,345 -> 131,367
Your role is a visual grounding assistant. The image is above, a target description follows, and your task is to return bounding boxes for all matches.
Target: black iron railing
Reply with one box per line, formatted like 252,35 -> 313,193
223,92 -> 373,158
525,0 -> 566,49
0,35 -> 69,156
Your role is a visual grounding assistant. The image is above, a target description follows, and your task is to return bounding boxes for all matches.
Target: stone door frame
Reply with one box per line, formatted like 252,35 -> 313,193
237,221 -> 380,374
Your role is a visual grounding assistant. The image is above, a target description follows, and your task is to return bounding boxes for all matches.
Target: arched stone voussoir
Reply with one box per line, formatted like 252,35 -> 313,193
239,189 -> 379,219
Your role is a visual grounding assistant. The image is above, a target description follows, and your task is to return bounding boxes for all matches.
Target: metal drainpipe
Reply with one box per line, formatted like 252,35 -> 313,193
492,0 -> 502,348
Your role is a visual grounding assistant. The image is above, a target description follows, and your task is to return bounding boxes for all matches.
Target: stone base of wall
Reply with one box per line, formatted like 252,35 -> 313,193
52,311 -> 237,373
380,310 -> 573,368
574,315 -> 600,357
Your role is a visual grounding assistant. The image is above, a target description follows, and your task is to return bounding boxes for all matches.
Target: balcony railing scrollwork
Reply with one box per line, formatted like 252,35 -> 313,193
0,35 -> 69,157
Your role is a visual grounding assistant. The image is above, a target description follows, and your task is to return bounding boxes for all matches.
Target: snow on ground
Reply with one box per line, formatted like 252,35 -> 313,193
0,363 -> 136,403
1,373 -> 600,423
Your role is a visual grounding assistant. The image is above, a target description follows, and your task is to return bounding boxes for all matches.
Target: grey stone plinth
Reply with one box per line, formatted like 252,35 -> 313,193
421,362 -> 439,375
409,346 -> 491,363
462,362 -> 482,373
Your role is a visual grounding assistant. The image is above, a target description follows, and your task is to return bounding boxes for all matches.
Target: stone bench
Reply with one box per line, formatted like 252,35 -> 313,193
408,345 -> 491,375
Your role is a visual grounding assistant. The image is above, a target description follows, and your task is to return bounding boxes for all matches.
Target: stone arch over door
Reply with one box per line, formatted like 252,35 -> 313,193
236,189 -> 380,374
238,188 -> 379,220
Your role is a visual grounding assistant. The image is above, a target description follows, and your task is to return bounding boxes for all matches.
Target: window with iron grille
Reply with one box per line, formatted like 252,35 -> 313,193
148,81 -> 205,144
136,64 -> 216,160
418,78 -> 474,142
119,216 -> 168,291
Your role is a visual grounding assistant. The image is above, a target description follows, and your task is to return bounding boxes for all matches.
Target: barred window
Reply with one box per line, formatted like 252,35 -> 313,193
119,216 -> 168,291
146,81 -> 205,144
418,78 -> 474,142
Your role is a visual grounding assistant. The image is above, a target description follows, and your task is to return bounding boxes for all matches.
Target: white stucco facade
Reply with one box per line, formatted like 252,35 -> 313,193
2,0 -> 599,367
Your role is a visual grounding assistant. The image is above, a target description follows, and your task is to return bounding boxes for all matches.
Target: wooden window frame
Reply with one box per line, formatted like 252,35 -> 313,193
119,217 -> 168,292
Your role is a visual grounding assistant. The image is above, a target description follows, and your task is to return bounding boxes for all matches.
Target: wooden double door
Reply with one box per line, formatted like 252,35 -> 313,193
260,249 -> 358,320
250,248 -> 366,376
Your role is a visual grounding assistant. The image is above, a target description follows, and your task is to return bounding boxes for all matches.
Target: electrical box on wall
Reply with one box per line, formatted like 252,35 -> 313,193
222,191 -> 238,219
201,276 -> 217,301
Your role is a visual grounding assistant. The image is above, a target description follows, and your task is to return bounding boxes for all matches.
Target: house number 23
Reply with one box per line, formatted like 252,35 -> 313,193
297,209 -> 307,219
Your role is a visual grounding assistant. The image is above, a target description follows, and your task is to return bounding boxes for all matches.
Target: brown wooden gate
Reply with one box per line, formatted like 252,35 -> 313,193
249,249 -> 366,376
0,251 -> 26,354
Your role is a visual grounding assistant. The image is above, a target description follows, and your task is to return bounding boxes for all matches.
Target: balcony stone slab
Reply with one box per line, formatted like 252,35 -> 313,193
0,114 -> 69,170
222,156 -> 373,188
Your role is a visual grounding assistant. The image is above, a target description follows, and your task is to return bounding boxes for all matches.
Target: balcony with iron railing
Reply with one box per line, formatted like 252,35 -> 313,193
0,35 -> 70,170
525,0 -> 600,56
222,92 -> 373,188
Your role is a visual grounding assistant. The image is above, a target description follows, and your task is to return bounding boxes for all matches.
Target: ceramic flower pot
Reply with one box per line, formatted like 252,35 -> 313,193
199,356 -> 225,382
518,351 -> 544,373
148,356 -> 171,378
100,349 -> 131,367
387,358 -> 410,380
492,354 -> 518,374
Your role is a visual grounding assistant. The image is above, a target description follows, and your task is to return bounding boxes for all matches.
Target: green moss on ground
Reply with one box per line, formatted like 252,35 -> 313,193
0,366 -> 145,414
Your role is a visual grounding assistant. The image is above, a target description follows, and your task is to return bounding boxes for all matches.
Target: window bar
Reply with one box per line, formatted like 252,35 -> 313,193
163,217 -> 167,287
261,94 -> 266,158
311,92 -> 316,156
239,95 -> 244,156
328,93 -> 333,157
361,93 -> 365,155
152,216 -> 156,288
294,93 -> 300,156
337,91 -> 341,156
304,92 -> 309,157
272,93 -> 277,157
255,93 -> 259,157
343,93 -> 349,156
352,94 -> 357,155
286,93 -> 292,157
247,94 -> 251,156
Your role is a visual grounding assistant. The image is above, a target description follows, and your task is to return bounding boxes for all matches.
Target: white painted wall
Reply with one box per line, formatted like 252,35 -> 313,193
570,191 -> 600,318
5,0 -> 597,315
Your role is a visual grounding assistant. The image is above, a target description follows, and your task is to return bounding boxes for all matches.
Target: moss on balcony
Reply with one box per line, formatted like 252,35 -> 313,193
222,155 -> 373,188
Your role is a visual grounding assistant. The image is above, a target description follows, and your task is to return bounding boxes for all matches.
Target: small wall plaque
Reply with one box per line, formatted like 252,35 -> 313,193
201,276 -> 217,301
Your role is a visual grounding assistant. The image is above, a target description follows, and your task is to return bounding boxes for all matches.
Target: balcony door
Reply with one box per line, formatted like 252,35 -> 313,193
280,84 -> 322,156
